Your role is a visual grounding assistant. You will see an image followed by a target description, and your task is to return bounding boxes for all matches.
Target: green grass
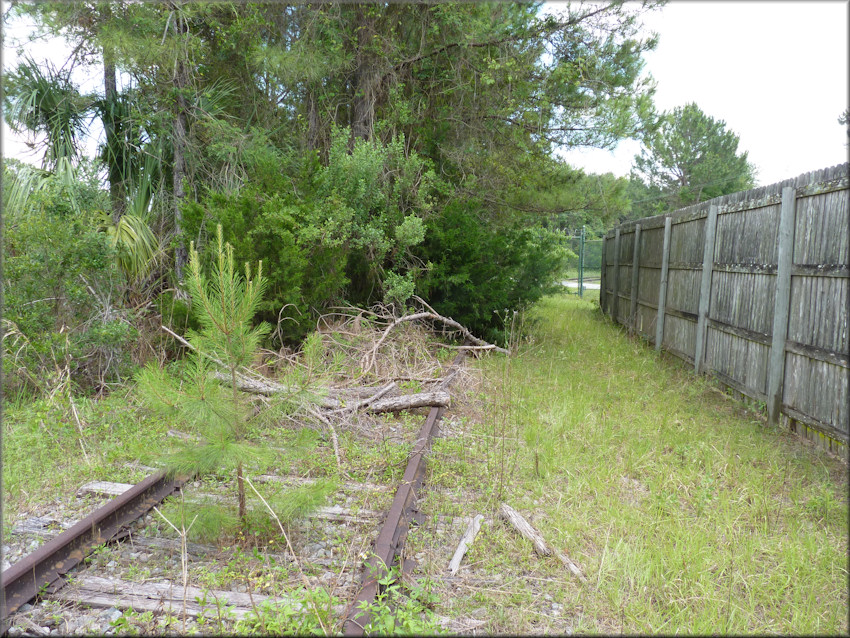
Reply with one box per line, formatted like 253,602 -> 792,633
418,293 -> 848,634
2,391 -> 172,518
3,293 -> 846,634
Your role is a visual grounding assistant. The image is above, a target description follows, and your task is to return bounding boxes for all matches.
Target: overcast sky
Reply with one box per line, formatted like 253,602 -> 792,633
3,1 -> 849,187
558,1 -> 850,186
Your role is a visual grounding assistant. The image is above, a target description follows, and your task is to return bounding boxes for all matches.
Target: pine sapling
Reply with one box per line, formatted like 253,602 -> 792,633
137,225 -> 271,526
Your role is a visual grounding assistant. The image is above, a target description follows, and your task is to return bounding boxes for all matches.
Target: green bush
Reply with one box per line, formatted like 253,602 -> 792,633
183,128 -> 440,342
2,166 -> 137,395
414,201 -> 569,343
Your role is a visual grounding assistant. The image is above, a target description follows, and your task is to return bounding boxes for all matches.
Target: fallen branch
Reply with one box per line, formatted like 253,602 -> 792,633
499,503 -> 549,556
553,547 -> 586,582
499,503 -> 585,581
362,304 -> 508,374
434,343 -> 499,351
306,406 -> 343,471
327,382 -> 397,414
448,514 -> 485,574
214,371 -> 449,413
163,319 -> 455,416
365,390 -> 450,413
161,325 -> 286,392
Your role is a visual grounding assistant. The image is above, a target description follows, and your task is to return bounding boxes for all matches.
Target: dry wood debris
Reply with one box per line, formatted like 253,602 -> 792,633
499,503 -> 585,581
159,301 -> 505,444
448,514 -> 485,574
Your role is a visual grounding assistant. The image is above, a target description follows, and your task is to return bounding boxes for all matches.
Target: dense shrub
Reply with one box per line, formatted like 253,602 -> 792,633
183,128 -> 439,342
415,201 -> 569,343
2,166 -> 137,396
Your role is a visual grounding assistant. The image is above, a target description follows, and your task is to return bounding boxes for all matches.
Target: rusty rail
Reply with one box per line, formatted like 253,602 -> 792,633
1,472 -> 183,631
2,351 -> 470,635
343,351 -> 466,635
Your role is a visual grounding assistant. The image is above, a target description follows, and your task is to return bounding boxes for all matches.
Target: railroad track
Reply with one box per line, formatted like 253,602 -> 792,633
1,352 -> 466,635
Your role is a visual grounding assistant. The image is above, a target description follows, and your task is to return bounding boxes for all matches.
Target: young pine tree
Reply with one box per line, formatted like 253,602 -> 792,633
136,225 -> 272,524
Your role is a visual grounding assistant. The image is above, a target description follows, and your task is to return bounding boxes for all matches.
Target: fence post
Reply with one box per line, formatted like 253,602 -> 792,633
767,186 -> 797,424
655,216 -> 672,351
629,224 -> 641,334
693,204 -> 719,373
600,236 -> 608,314
579,226 -> 585,298
611,228 -> 621,322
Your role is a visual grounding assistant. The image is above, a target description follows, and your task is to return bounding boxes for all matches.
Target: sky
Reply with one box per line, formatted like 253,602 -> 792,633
3,1 -> 849,187
557,1 -> 850,186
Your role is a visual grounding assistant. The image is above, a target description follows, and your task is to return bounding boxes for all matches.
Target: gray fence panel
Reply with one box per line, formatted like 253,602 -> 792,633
602,163 -> 849,452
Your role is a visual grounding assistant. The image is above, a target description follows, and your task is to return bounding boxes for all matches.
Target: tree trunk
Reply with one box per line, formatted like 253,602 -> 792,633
102,7 -> 125,224
306,85 -> 320,152
236,461 -> 247,525
172,17 -> 189,283
350,5 -> 379,144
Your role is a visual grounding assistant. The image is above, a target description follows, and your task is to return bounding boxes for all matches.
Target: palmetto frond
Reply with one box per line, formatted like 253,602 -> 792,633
4,56 -> 90,172
2,163 -> 52,214
102,213 -> 162,283
3,57 -> 94,212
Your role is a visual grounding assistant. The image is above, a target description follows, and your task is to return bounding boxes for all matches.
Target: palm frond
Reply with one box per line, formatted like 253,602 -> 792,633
103,213 -> 161,282
2,163 -> 52,215
4,56 -> 90,171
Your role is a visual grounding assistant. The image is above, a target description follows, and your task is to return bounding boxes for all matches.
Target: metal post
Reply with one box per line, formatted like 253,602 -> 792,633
579,226 -> 585,298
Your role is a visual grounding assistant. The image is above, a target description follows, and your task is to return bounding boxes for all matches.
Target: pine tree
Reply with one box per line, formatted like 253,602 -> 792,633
136,225 -> 272,525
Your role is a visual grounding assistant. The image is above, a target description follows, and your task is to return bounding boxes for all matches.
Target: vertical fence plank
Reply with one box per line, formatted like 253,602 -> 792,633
694,205 -> 719,373
629,224 -> 642,334
600,236 -> 608,314
655,216 -> 672,351
767,186 -> 798,424
611,228 -> 621,321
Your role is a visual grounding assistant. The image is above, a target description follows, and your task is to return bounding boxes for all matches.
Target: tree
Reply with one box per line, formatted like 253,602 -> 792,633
2,56 -> 90,209
136,225 -> 271,526
630,102 -> 756,214
7,0 -> 667,344
135,225 -> 332,537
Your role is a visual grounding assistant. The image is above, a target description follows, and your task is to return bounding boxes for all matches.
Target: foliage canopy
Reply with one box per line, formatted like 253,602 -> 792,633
629,102 -> 756,218
4,0 -> 666,349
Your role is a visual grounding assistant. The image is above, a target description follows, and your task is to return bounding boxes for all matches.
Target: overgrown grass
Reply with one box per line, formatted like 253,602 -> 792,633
2,391 -> 171,519
3,293 -> 846,633
419,293 -> 848,634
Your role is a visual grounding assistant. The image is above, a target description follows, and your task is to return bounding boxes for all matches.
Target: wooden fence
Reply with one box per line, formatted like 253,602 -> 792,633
600,163 -> 849,453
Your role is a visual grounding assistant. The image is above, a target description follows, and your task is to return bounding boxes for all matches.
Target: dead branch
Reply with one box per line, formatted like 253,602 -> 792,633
434,343 -> 499,351
362,306 -> 507,374
328,382 -> 397,414
306,406 -> 343,471
448,514 -> 485,574
499,503 -> 550,556
365,390 -> 450,413
213,371 -> 449,413
160,325 -> 275,389
499,503 -> 585,581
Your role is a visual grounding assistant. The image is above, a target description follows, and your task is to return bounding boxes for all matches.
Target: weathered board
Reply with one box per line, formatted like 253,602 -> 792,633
601,163 -> 849,452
